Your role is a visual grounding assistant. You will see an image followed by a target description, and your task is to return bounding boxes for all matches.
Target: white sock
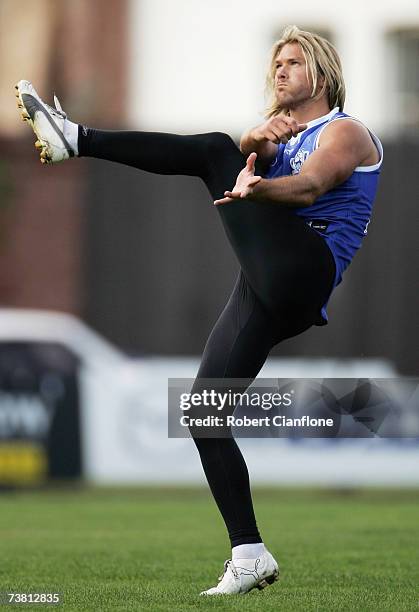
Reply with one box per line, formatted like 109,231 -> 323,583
232,542 -> 266,560
63,119 -> 79,156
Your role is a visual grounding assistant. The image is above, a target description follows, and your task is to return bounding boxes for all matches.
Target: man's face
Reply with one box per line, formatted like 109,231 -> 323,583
274,42 -> 316,109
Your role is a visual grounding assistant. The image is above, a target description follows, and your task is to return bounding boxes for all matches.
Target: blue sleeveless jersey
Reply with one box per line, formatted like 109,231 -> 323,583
265,107 -> 383,324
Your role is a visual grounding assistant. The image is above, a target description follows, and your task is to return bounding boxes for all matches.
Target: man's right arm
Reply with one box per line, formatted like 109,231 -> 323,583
240,127 -> 278,163
240,115 -> 307,165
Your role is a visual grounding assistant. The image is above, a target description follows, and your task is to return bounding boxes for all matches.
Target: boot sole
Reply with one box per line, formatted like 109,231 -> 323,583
255,568 -> 280,591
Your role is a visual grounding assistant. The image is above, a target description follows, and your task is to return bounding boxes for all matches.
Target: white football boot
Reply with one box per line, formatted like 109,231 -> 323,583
15,80 -> 76,164
200,550 -> 279,595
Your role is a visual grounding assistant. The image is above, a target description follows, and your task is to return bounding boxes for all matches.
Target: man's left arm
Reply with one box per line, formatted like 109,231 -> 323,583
215,120 -> 375,207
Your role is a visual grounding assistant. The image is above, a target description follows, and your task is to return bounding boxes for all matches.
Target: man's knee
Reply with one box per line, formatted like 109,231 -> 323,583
203,132 -> 237,155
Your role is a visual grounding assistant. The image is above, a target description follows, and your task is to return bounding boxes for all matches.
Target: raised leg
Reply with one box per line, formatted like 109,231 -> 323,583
78,129 -> 244,193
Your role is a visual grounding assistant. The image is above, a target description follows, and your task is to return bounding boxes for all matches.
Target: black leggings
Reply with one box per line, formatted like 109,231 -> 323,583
79,129 -> 336,547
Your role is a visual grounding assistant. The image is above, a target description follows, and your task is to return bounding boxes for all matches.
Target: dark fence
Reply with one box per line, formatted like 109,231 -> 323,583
83,140 -> 419,375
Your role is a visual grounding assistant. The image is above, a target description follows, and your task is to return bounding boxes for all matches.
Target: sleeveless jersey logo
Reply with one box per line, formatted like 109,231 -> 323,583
290,149 -> 310,174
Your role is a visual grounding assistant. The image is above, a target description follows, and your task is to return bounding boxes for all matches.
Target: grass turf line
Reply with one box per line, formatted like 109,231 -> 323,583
0,487 -> 418,611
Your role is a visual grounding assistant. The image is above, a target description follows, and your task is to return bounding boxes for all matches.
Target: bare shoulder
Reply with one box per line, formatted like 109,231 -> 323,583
319,118 -> 371,145
318,118 -> 380,165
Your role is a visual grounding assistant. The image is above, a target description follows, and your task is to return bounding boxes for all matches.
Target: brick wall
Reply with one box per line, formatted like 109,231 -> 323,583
0,140 -> 85,314
0,0 -> 128,316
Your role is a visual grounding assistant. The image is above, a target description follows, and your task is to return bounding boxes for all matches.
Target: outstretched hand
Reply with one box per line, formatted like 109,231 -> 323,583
214,152 -> 262,206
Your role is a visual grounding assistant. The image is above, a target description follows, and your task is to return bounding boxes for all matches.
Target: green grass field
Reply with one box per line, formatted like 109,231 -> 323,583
0,487 -> 418,611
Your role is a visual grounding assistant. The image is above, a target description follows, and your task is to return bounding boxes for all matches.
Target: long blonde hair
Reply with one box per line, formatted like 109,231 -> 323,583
265,25 -> 345,118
